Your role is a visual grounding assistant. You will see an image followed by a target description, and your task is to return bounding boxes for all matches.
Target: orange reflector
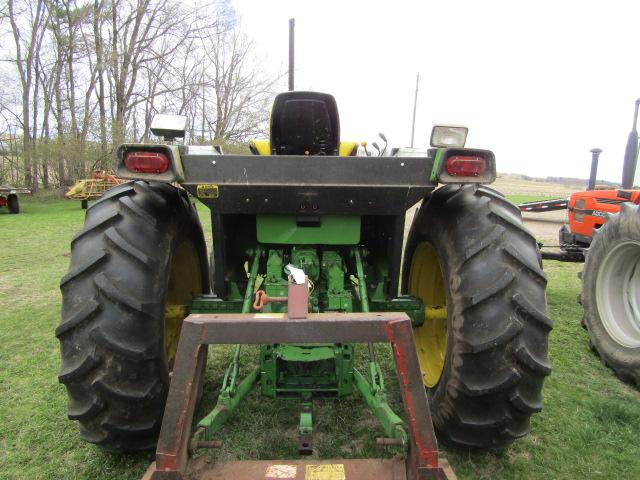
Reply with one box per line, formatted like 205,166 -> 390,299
445,155 -> 487,177
124,151 -> 169,173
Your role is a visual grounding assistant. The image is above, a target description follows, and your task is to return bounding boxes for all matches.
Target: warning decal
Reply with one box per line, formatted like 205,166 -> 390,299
196,184 -> 219,199
305,464 -> 346,480
265,464 -> 297,479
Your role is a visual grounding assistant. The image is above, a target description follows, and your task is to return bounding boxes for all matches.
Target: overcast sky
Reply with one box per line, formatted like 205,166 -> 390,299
233,0 -> 640,184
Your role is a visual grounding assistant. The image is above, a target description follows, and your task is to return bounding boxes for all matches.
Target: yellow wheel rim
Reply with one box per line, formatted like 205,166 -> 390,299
164,240 -> 202,366
408,242 -> 448,388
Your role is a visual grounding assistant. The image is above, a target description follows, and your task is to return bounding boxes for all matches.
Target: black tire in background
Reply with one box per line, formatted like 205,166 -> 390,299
581,202 -> 640,387
57,181 -> 209,452
8,194 -> 19,214
402,184 -> 552,449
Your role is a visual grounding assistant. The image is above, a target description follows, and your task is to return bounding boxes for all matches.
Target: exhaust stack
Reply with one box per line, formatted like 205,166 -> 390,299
588,148 -> 602,190
288,18 -> 295,91
621,99 -> 640,189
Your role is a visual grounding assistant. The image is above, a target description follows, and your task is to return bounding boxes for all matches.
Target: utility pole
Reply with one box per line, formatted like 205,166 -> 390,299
410,72 -> 420,148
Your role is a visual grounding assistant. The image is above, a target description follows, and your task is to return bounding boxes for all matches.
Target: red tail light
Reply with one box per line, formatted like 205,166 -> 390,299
445,155 -> 487,177
124,151 -> 169,173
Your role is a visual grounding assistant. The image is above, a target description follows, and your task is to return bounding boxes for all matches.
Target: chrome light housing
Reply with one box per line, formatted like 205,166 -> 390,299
430,125 -> 468,148
150,114 -> 187,140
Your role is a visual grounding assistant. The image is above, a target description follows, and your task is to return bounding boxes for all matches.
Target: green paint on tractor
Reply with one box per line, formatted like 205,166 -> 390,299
256,214 -> 361,244
430,149 -> 444,183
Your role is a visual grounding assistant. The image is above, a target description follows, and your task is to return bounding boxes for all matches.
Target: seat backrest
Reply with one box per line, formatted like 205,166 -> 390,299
249,139 -> 271,155
270,92 -> 340,156
338,141 -> 358,156
250,139 -> 358,157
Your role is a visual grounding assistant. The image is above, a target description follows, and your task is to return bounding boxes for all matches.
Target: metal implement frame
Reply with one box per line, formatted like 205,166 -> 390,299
352,246 -> 408,447
196,246 -> 410,455
191,248 -> 263,439
142,312 -> 452,480
0,186 -> 31,195
518,198 -> 569,212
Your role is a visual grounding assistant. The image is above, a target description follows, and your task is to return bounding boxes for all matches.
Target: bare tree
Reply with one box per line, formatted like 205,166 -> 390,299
7,0 -> 48,190
92,0 -> 107,161
107,0 -> 212,143
36,47 -> 57,187
0,0 -> 277,188
200,18 -> 277,142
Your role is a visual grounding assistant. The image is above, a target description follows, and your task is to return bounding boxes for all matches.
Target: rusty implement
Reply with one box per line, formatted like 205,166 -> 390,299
65,170 -> 126,200
142,309 -> 455,480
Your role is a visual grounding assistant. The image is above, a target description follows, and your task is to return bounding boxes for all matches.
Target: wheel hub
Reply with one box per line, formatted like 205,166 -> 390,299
595,240 -> 640,348
165,240 -> 203,365
408,242 -> 448,388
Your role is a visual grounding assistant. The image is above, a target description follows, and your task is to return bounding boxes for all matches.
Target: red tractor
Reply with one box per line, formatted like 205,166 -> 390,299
520,100 -> 640,386
520,156 -> 639,262
520,100 -> 640,261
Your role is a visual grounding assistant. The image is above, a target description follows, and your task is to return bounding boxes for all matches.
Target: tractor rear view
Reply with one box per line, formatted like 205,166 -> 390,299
57,91 -> 551,480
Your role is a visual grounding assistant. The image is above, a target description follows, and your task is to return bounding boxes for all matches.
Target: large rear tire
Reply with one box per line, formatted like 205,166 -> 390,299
581,202 -> 640,387
402,184 -> 552,448
57,181 -> 209,452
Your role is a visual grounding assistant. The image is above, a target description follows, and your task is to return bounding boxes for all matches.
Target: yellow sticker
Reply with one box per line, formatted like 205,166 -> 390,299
305,464 -> 346,480
253,313 -> 286,318
197,184 -> 219,199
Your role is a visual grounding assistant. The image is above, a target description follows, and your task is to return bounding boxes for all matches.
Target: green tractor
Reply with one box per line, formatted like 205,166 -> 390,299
58,91 -> 551,479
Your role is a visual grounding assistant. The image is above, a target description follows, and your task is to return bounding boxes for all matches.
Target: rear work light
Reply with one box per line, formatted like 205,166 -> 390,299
445,155 -> 487,177
124,151 -> 169,174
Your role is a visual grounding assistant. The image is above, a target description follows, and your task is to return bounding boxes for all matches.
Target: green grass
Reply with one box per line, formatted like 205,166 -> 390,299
1,197 -> 639,479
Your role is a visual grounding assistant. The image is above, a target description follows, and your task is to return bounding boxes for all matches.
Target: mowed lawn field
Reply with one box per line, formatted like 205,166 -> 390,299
1,193 -> 639,480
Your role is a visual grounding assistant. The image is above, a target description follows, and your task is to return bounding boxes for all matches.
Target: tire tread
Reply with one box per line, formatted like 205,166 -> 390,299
58,180 -> 208,452
402,184 -> 552,448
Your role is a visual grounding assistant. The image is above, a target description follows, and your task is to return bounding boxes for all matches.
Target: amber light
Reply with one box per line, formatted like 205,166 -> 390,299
124,151 -> 169,173
445,155 -> 487,177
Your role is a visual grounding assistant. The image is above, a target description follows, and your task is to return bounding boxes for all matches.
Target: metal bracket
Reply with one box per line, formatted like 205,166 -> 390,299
142,312 -> 453,480
298,399 -> 313,455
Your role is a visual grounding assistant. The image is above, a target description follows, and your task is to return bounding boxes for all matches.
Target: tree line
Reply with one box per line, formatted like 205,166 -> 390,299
0,0 -> 277,191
